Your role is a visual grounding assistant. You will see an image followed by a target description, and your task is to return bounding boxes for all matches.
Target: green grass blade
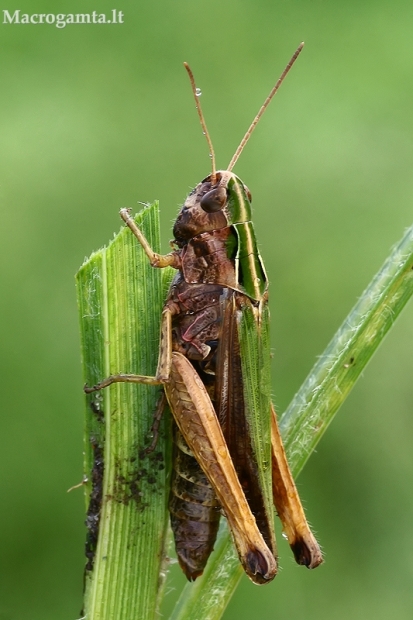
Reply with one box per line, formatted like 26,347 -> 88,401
279,223 -> 413,473
77,209 -> 413,620
76,203 -> 173,620
169,524 -> 243,620
169,224 -> 413,620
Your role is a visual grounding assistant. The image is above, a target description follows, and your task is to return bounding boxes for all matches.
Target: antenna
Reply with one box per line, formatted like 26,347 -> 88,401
184,62 -> 217,184
227,42 -> 304,172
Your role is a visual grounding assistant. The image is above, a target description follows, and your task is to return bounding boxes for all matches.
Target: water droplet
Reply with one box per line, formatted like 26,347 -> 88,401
195,87 -> 202,97
282,531 -> 288,540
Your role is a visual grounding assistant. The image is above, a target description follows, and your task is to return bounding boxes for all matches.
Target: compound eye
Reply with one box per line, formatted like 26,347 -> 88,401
200,186 -> 227,213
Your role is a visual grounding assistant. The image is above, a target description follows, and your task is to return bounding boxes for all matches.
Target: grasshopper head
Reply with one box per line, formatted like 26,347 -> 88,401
173,171 -> 253,244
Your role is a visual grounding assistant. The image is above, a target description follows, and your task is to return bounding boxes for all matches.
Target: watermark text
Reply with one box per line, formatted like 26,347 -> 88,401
3,10 -> 124,28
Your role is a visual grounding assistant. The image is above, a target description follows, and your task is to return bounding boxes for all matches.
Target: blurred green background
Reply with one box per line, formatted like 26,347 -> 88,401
1,0 -> 412,618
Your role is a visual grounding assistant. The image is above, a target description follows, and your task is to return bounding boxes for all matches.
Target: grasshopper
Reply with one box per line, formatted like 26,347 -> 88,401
85,42 -> 322,584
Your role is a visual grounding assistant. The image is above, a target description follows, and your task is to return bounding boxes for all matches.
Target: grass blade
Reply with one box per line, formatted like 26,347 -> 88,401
76,203 -> 173,620
280,224 -> 413,472
170,224 -> 413,620
77,208 -> 413,620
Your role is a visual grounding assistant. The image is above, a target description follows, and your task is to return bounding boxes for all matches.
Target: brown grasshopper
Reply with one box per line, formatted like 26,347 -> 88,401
85,42 -> 322,584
